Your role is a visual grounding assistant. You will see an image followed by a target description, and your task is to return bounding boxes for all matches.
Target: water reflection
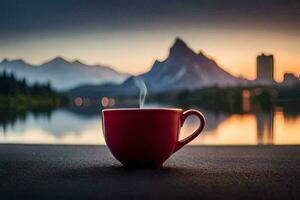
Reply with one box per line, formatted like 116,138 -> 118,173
0,104 -> 299,145
0,109 -> 105,144
256,111 -> 274,145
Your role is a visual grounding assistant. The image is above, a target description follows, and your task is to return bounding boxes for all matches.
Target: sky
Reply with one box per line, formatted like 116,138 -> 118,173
0,0 -> 299,81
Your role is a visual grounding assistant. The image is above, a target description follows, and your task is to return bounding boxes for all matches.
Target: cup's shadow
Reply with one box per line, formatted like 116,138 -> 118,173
54,164 -> 191,179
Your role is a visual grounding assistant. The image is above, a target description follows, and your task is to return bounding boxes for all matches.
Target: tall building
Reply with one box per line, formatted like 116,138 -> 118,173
256,54 -> 274,83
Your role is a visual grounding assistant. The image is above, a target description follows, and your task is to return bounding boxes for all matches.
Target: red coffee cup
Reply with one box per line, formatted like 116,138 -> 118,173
102,108 -> 205,167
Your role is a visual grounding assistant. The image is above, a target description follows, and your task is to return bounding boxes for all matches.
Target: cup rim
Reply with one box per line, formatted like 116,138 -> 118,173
102,108 -> 182,112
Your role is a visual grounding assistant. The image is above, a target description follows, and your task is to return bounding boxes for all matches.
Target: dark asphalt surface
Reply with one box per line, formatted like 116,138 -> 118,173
0,144 -> 300,200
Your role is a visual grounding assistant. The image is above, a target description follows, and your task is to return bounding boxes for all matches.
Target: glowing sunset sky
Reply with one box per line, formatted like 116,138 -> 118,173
1,0 -> 299,81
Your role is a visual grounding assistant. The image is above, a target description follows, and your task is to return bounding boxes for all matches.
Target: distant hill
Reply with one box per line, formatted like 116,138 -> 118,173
0,57 -> 129,90
66,76 -> 138,99
67,38 -> 246,98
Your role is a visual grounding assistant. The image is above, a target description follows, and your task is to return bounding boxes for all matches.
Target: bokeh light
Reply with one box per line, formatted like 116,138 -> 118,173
101,97 -> 109,107
74,97 -> 83,107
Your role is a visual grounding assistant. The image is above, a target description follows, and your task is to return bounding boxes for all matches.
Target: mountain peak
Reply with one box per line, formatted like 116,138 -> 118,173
1,58 -> 9,63
51,56 -> 69,64
72,60 -> 83,65
198,51 -> 205,57
173,37 -> 188,49
40,56 -> 70,66
169,38 -> 195,58
1,58 -> 27,65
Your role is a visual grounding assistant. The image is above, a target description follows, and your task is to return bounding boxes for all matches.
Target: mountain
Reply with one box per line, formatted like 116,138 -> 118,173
67,38 -> 246,98
135,38 -> 243,91
0,57 -> 129,90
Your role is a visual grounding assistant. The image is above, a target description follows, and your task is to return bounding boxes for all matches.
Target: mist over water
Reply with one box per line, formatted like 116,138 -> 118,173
134,78 -> 147,108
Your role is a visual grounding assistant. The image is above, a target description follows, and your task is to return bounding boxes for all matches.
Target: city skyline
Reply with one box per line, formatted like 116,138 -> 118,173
1,0 -> 300,81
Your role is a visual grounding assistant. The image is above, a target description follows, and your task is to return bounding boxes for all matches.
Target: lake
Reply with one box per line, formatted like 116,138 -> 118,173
0,103 -> 299,145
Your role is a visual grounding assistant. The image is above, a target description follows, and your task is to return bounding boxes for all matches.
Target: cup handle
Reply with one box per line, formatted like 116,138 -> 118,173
174,109 -> 206,153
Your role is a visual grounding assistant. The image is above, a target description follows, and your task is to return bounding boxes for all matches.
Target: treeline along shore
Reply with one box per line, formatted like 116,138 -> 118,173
0,71 -> 66,127
114,84 -> 300,115
148,85 -> 300,114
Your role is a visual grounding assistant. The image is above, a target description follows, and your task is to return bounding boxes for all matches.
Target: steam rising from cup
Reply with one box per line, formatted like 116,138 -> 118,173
134,78 -> 147,108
